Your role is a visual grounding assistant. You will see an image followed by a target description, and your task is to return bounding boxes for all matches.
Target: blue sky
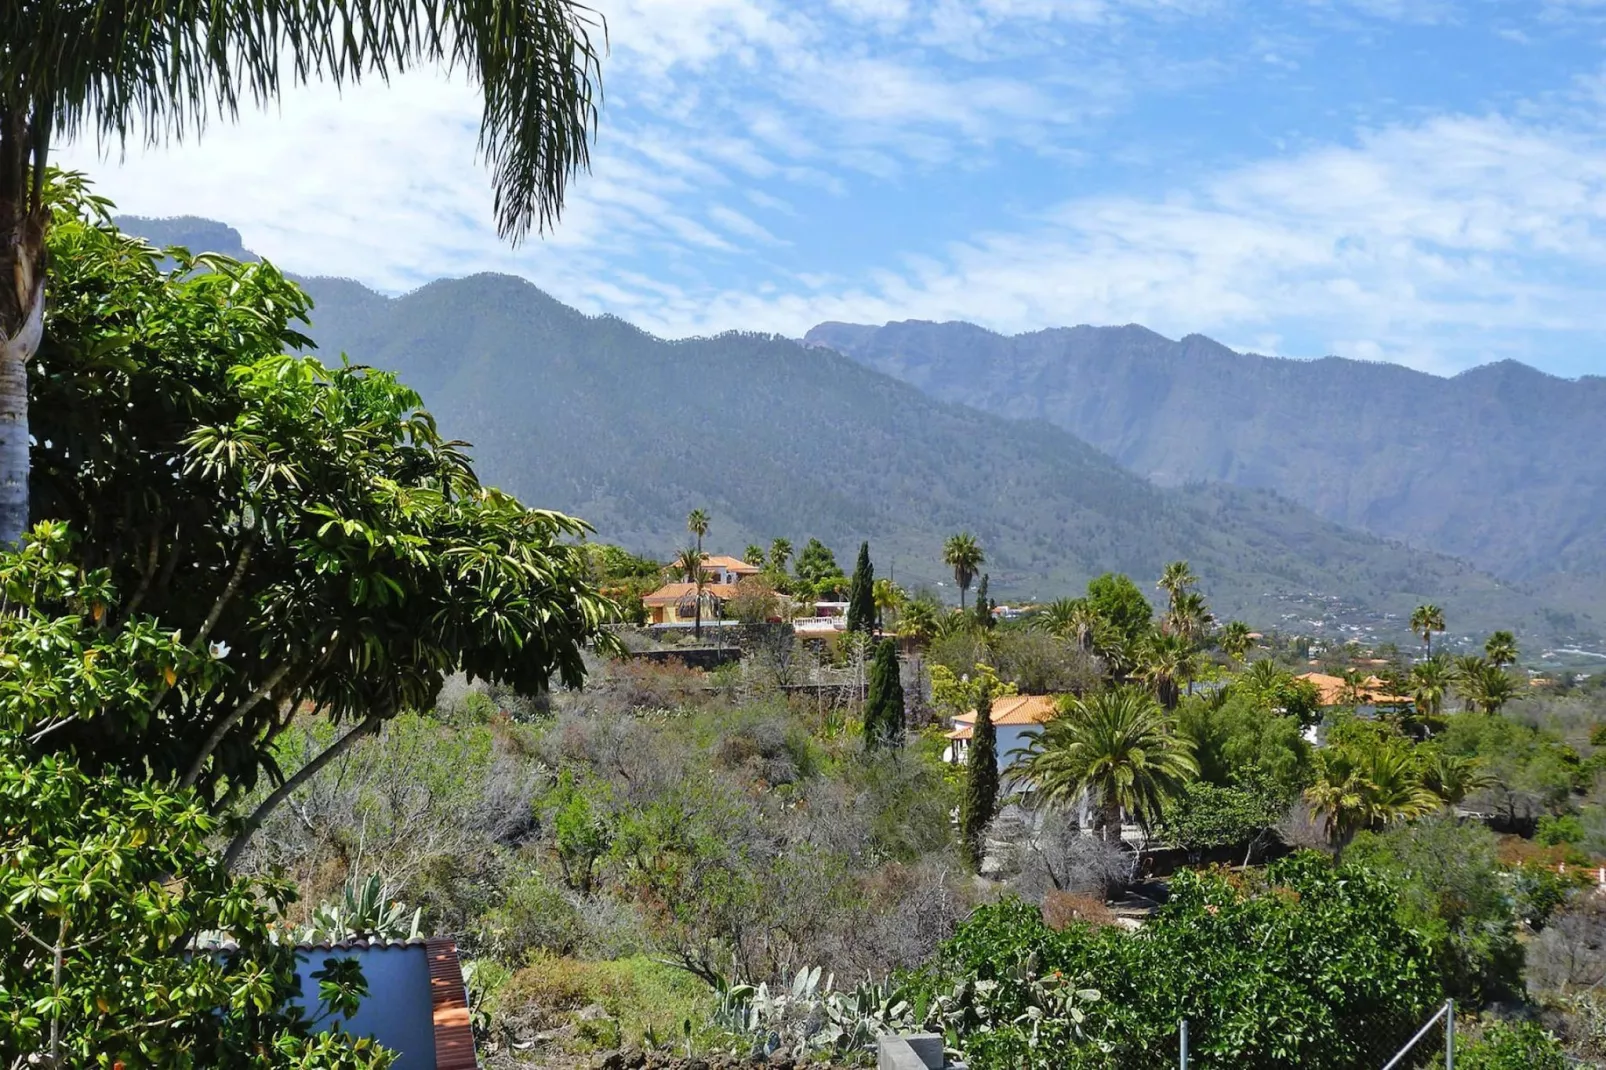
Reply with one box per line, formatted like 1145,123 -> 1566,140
66,0 -> 1606,377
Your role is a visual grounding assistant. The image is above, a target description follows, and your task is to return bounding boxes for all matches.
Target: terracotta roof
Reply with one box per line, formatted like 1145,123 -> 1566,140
952,694 -> 1062,727
642,582 -> 742,606
700,555 -> 762,573
427,938 -> 476,1070
1296,672 -> 1411,707
947,724 -> 972,741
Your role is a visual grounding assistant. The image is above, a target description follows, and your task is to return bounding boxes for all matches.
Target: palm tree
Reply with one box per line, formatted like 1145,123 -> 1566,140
942,533 -> 985,611
1463,663 -> 1517,715
872,577 -> 905,633
674,543 -> 707,640
896,598 -> 940,648
1136,633 -> 1196,710
1157,560 -> 1198,615
1016,687 -> 1197,843
1410,604 -> 1446,658
1218,620 -> 1253,662
1304,742 -> 1439,855
743,545 -> 765,567
1420,751 -> 1497,807
686,509 -> 710,558
768,537 -> 793,574
1166,589 -> 1214,646
1040,597 -> 1098,651
1485,630 -> 1519,669
1409,656 -> 1452,719
0,0 -> 601,548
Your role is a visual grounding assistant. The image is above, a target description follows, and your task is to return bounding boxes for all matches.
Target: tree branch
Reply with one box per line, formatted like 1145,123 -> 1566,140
222,714 -> 382,872
179,662 -> 291,790
196,544 -> 252,648
120,527 -> 161,621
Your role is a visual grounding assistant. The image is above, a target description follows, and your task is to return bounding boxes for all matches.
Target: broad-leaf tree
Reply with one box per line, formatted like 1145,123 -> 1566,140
27,193 -> 616,864
0,528 -> 392,1068
1,0 -> 603,547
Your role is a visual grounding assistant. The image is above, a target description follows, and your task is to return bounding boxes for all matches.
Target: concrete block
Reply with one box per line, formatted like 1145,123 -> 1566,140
877,1034 -> 946,1070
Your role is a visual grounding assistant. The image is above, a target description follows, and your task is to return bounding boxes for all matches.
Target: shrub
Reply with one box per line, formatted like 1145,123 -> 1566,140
1459,1020 -> 1567,1070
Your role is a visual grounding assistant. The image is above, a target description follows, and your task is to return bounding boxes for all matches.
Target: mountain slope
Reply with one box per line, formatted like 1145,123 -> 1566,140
110,217 -> 1595,643
804,321 -> 1606,590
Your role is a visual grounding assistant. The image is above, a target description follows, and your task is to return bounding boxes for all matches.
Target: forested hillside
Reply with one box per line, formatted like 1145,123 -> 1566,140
112,217 -> 1599,643
805,320 -> 1606,596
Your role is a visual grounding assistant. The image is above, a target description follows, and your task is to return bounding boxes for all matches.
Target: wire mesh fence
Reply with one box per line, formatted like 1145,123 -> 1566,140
1163,1001 -> 1455,1069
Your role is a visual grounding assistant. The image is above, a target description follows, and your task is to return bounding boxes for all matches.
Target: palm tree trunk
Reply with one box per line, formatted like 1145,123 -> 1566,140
0,105 -> 49,548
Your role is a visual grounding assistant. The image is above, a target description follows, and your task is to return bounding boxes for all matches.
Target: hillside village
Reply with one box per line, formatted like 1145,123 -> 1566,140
9,2 -> 1606,1068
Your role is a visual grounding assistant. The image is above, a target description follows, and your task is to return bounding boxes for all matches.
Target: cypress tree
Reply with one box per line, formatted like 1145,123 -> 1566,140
973,573 -> 992,629
846,541 -> 875,634
863,639 -> 905,750
959,691 -> 999,870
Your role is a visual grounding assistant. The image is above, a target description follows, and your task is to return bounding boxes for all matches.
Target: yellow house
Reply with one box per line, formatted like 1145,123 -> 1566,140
642,581 -> 742,626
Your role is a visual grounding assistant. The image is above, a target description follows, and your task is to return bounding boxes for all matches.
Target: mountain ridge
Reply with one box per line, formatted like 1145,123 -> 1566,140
804,318 -> 1606,588
108,215 -> 1602,644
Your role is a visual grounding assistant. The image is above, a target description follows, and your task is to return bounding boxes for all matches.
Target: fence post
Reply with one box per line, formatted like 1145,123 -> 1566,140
1444,999 -> 1454,1070
1179,1018 -> 1189,1069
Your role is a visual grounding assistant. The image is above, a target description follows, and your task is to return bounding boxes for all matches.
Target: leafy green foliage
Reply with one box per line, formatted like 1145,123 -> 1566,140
846,541 -> 875,634
864,639 -> 905,750
915,853 -> 1442,1069
1160,780 -> 1283,857
1346,817 -> 1523,1003
1460,1021 -> 1568,1070
1085,573 -> 1153,646
0,740 -> 390,1067
960,695 -> 1000,871
29,198 -> 615,805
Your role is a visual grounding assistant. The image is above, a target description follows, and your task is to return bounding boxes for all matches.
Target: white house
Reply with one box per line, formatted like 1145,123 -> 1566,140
944,694 -> 1061,778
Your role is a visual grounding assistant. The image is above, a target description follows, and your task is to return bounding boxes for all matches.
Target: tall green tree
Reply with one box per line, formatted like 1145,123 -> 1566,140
686,508 -> 710,557
1157,559 -> 1197,617
768,537 -> 793,573
1218,620 -> 1253,662
1085,572 -> 1153,646
1411,604 -> 1446,658
863,638 -> 905,750
742,544 -> 765,567
25,200 -> 615,862
1303,736 -> 1439,856
873,576 -> 905,632
1410,655 -> 1453,719
1136,633 -> 1196,710
960,689 -> 1000,869
943,532 -> 985,611
846,540 -> 875,634
1484,630 -> 1518,668
1018,688 -> 1197,843
0,0 -> 602,547
972,572 -> 992,629
674,544 -> 707,640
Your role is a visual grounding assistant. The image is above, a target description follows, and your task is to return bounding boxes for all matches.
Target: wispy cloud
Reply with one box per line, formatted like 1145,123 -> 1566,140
61,0 -> 1606,378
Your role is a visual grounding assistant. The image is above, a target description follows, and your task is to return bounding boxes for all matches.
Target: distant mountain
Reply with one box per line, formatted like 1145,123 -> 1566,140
804,321 -> 1606,599
109,216 -> 1599,644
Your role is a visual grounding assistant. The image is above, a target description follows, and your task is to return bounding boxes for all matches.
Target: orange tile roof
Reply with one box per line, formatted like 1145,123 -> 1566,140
952,694 -> 1062,727
1296,672 -> 1411,707
642,582 -> 742,606
700,555 -> 762,573
426,938 -> 477,1070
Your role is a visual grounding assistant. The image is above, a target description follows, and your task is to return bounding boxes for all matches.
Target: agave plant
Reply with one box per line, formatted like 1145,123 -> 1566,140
710,966 -> 919,1059
299,873 -> 423,943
